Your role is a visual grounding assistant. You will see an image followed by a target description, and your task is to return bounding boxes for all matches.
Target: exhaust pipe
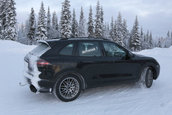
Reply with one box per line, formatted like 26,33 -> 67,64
30,85 -> 37,93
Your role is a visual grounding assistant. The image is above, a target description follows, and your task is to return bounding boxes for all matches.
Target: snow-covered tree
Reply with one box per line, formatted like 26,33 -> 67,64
140,27 -> 145,50
100,6 -> 105,38
17,23 -> 28,44
78,7 -> 86,37
109,17 -> 114,40
60,0 -> 72,38
122,19 -> 129,48
113,21 -> 118,42
1,0 -> 17,41
18,23 -> 25,38
104,23 -> 110,39
149,32 -> 153,48
143,30 -> 153,49
130,16 -> 141,51
27,8 -> 36,44
164,31 -> 171,48
52,11 -> 58,30
100,6 -> 104,25
0,0 -> 10,40
0,1 -> 3,40
144,31 -> 150,49
36,2 -> 47,40
47,7 -> 51,39
116,13 -> 124,46
95,1 -> 102,38
87,6 -> 94,38
51,11 -> 59,38
157,38 -> 162,48
71,9 -> 78,37
157,37 -> 166,48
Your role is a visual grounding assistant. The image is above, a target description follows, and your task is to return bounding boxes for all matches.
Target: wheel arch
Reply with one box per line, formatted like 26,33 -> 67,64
54,68 -> 87,90
148,66 -> 158,80
143,63 -> 158,80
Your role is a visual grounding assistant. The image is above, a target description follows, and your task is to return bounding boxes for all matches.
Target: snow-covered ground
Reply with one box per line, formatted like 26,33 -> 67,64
0,40 -> 172,115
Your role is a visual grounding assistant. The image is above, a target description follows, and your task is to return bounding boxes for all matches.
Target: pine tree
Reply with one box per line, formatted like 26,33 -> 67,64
60,0 -> 72,38
116,12 -> 124,46
0,0 -> 6,40
165,31 -> 171,48
109,17 -> 114,40
36,2 -> 47,40
0,1 -> 3,40
157,38 -> 162,48
47,7 -> 51,39
149,32 -> 153,48
104,23 -> 110,39
122,19 -> 129,48
78,7 -> 86,37
130,16 -> 141,51
71,9 -> 78,37
25,19 -> 30,39
100,6 -> 104,38
95,1 -> 102,38
52,11 -> 58,30
87,6 -> 94,38
167,31 -> 170,38
140,27 -> 144,49
114,21 -> 118,42
55,17 -> 58,31
3,0 -> 17,41
51,11 -> 59,39
27,8 -> 36,45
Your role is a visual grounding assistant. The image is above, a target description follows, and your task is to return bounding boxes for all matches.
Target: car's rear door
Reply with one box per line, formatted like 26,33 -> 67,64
76,41 -> 106,87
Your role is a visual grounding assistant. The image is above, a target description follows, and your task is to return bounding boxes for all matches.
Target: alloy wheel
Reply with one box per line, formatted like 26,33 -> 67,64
59,77 -> 80,100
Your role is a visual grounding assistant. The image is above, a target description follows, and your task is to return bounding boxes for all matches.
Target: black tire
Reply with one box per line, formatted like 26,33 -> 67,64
53,74 -> 81,102
139,67 -> 153,88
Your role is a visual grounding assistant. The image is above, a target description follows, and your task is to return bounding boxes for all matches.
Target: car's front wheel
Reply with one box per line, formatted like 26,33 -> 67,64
53,74 -> 81,102
139,67 -> 153,88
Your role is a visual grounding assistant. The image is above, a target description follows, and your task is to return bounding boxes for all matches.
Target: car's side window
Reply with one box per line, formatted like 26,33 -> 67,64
59,43 -> 74,56
103,42 -> 126,57
78,42 -> 102,57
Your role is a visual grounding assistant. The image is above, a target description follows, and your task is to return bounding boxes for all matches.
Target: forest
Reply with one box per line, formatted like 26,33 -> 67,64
0,0 -> 172,51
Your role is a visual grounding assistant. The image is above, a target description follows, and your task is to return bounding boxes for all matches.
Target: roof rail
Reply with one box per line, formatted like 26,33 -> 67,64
56,37 -> 109,40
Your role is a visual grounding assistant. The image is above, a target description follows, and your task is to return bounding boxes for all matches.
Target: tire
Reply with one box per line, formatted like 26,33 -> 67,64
139,67 -> 153,88
53,74 -> 81,102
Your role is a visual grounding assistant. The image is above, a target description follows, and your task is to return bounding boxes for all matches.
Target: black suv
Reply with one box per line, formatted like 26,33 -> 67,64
24,38 -> 160,102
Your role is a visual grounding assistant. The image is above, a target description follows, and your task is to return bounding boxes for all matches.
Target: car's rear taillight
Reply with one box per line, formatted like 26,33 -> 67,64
37,59 -> 50,67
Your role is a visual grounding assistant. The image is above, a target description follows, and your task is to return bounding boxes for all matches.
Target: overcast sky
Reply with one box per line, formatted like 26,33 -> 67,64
15,0 -> 172,37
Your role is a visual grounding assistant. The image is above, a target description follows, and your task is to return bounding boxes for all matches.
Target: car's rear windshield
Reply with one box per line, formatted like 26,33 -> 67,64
30,43 -> 50,56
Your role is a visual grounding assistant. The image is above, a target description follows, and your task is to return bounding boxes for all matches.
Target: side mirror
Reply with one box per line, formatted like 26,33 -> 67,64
126,51 -> 134,59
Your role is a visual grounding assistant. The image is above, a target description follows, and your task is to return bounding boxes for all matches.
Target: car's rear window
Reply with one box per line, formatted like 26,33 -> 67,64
59,43 -> 74,56
30,43 -> 50,56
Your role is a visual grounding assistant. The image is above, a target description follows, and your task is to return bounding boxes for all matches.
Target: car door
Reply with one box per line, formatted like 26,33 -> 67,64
100,41 -> 140,83
76,41 -> 106,87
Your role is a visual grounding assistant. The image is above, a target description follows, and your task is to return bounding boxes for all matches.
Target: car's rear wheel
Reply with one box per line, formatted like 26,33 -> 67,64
139,67 -> 153,88
53,74 -> 81,102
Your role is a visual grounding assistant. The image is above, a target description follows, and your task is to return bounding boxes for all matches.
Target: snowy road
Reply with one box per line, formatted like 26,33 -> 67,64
0,41 -> 172,115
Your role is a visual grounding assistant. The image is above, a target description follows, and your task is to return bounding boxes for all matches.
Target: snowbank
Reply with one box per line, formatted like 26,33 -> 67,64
0,40 -> 172,115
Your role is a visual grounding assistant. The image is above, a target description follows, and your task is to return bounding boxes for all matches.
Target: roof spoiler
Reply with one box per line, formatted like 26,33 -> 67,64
38,40 -> 50,47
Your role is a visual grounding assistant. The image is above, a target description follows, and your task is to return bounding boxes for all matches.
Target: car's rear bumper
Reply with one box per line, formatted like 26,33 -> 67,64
24,71 -> 53,93
24,56 -> 54,93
